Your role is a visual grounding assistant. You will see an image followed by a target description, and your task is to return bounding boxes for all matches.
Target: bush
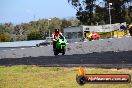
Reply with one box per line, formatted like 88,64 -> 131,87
27,30 -> 43,40
0,34 -> 11,42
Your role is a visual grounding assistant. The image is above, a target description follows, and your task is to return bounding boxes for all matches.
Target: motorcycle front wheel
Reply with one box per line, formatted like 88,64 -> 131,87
54,50 -> 59,55
62,46 -> 66,55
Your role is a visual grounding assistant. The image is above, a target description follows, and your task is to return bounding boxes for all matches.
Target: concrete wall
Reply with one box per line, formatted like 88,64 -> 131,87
0,40 -> 45,47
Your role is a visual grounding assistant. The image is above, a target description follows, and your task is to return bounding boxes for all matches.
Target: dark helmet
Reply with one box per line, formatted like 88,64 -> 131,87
55,29 -> 59,34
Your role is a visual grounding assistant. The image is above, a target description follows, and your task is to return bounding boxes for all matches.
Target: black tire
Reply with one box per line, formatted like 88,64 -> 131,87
62,52 -> 65,55
54,51 -> 59,56
36,44 -> 40,47
76,75 -> 87,85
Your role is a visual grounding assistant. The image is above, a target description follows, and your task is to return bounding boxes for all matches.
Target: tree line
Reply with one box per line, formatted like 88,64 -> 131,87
0,17 -> 80,42
68,0 -> 132,25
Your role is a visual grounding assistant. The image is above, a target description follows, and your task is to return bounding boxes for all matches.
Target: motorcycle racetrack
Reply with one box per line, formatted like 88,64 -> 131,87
0,36 -> 132,68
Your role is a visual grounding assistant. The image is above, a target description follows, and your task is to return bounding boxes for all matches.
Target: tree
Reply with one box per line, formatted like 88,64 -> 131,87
127,6 -> 132,23
95,5 -> 108,24
103,0 -> 131,23
60,19 -> 72,33
68,17 -> 80,26
0,24 -> 4,33
61,19 -> 72,28
27,30 -> 43,40
68,0 -> 97,25
68,0 -> 132,25
0,17 -> 97,41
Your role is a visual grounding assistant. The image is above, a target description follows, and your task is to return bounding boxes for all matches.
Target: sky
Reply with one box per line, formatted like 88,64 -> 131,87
0,0 -> 76,24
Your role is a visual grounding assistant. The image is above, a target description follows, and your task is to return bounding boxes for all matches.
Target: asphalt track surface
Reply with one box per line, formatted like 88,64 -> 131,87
0,36 -> 132,68
0,51 -> 132,68
0,46 -> 33,51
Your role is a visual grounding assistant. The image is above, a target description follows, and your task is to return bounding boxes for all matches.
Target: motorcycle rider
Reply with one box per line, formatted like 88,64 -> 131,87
52,29 -> 63,50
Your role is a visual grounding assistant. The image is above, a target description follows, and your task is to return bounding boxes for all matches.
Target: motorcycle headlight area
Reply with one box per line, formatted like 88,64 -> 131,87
59,40 -> 63,43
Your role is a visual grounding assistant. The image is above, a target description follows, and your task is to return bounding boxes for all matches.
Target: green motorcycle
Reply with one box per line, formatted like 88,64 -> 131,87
53,36 -> 67,55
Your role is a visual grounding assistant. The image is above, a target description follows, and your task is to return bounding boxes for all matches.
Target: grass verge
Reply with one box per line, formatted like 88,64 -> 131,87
0,65 -> 132,88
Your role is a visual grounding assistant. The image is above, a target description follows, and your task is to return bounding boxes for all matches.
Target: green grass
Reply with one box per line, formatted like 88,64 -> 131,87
0,65 -> 132,88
